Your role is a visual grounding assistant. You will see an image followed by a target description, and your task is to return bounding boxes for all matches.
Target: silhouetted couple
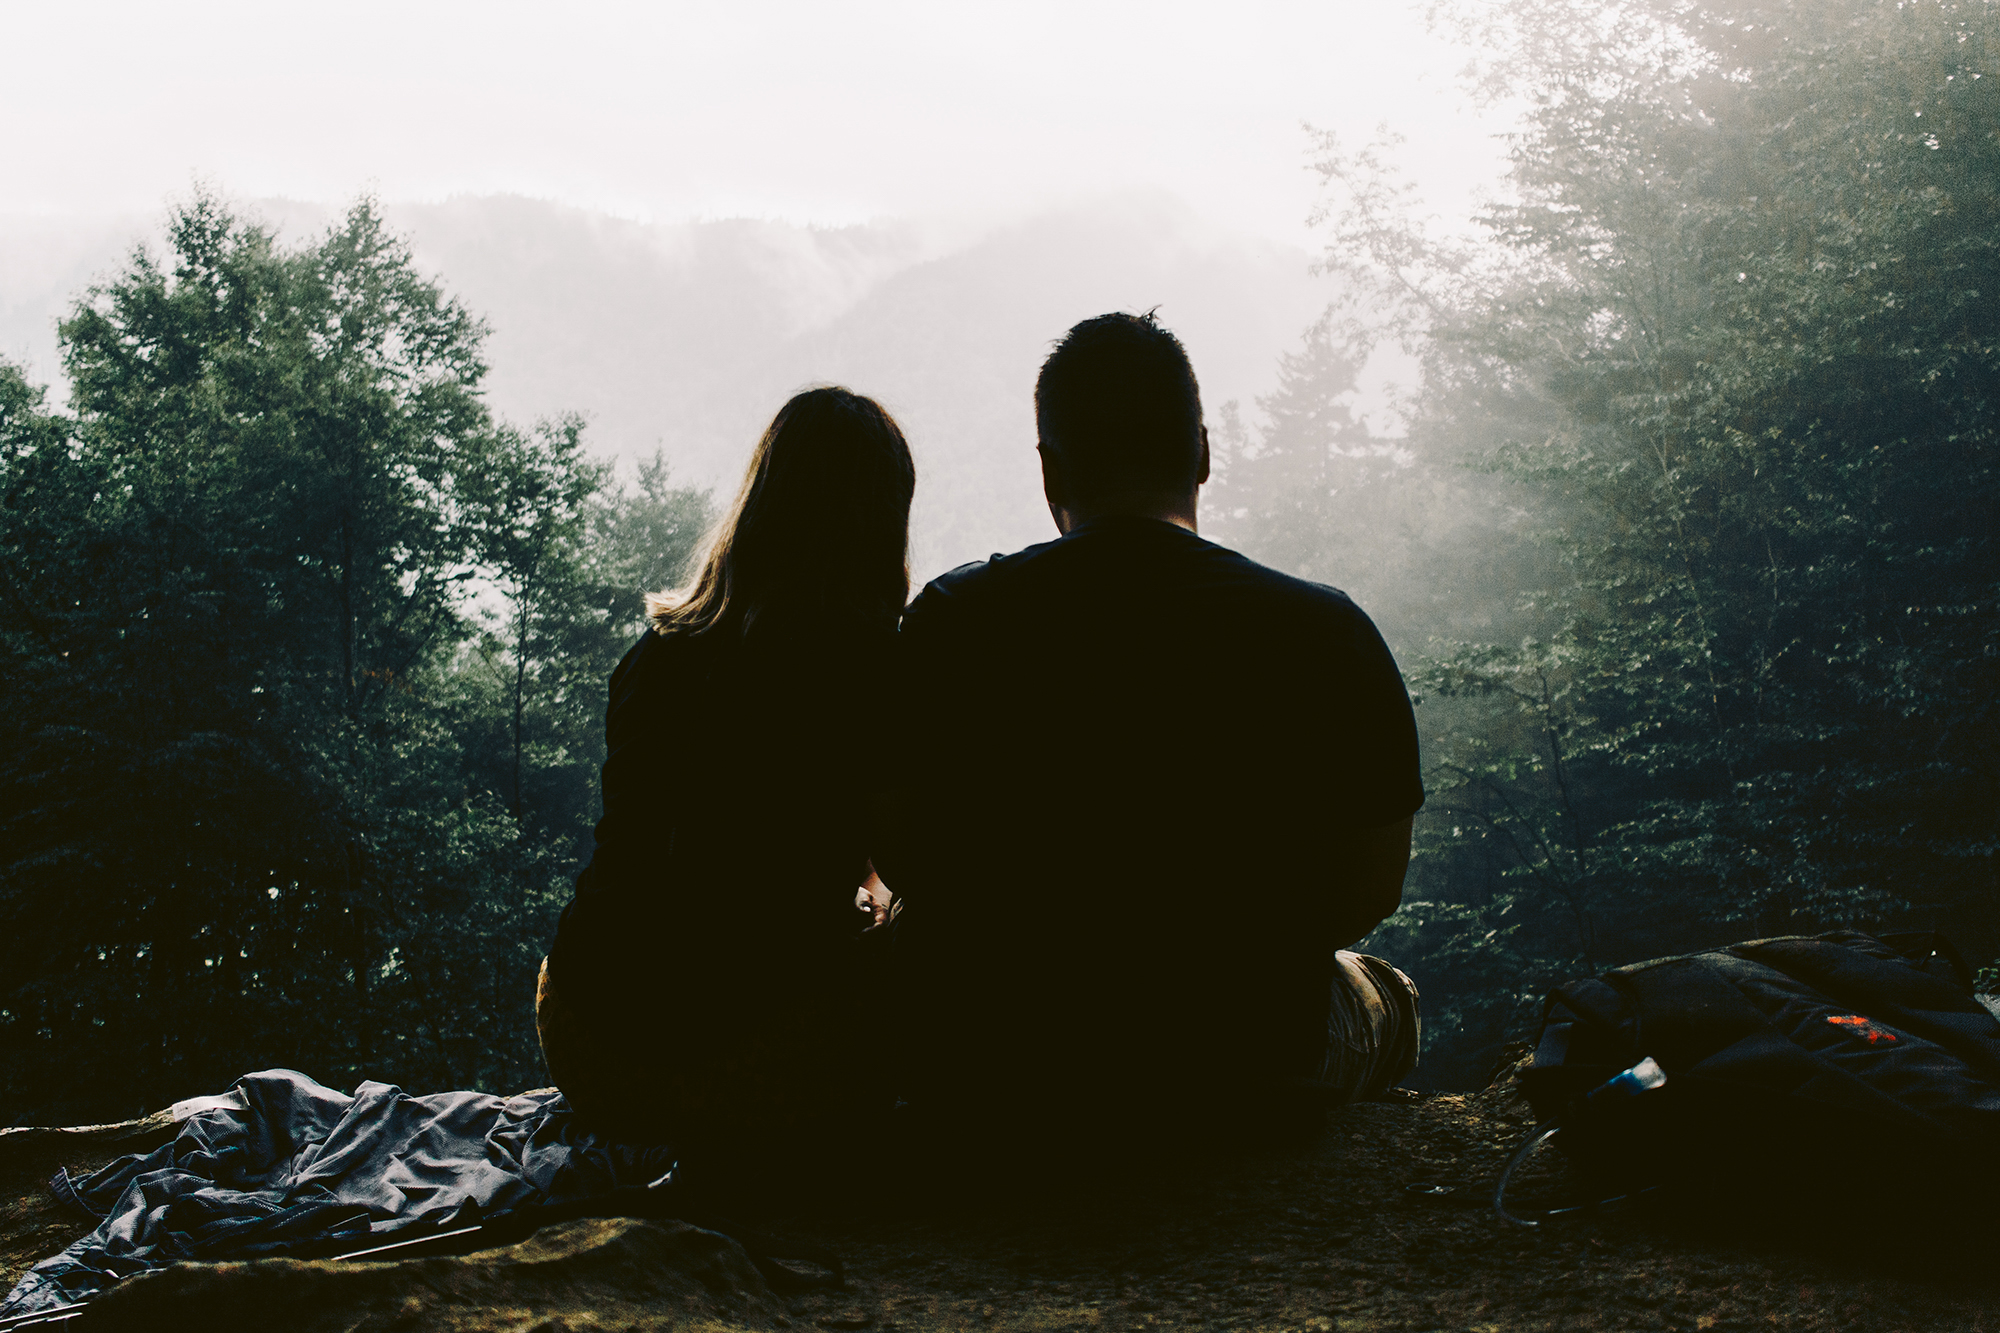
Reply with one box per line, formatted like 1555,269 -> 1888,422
535,312 -> 1423,1193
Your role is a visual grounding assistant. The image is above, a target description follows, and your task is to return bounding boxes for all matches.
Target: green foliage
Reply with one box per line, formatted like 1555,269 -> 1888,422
586,449 -> 718,636
467,415 -> 609,822
0,193 -> 711,1123
1250,0 -> 2000,1083
455,437 -> 713,846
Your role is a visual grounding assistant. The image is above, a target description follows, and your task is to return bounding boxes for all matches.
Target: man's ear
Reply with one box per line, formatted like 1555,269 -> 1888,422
1038,446 -> 1071,508
1196,425 -> 1211,486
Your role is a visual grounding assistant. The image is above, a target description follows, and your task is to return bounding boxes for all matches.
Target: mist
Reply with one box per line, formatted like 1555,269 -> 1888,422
3,192 -> 1382,586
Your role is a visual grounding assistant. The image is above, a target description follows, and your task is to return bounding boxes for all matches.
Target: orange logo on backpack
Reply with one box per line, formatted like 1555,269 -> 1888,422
1826,1014 -> 1899,1045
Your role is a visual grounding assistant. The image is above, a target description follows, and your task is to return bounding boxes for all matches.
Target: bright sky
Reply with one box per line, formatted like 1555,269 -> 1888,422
7,0 -> 1508,242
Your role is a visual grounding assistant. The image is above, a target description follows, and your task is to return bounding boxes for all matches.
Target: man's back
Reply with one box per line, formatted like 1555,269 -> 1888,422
887,516 -> 1422,1122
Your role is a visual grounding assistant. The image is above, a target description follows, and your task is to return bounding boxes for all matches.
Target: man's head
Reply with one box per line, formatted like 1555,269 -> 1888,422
1034,310 -> 1209,530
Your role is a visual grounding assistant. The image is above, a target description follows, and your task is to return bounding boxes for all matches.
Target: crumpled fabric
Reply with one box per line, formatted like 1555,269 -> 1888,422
1,1068 -> 674,1316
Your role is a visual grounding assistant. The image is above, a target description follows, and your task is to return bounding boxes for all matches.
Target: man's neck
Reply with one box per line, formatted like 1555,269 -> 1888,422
1051,493 -> 1199,537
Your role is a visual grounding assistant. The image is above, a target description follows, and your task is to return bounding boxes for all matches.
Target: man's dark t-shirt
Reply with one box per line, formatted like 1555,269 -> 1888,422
883,516 -> 1422,1118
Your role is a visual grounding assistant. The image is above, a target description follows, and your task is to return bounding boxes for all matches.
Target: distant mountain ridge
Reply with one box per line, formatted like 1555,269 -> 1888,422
0,192 -> 1326,579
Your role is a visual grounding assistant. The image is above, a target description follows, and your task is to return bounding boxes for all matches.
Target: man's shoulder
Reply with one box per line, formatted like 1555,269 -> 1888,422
907,525 -> 1378,634
904,534 -> 1065,622
1209,542 -> 1360,606
1186,538 -> 1382,641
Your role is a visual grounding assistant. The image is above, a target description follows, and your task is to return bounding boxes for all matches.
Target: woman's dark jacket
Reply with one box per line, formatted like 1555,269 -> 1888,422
548,618 -> 892,1026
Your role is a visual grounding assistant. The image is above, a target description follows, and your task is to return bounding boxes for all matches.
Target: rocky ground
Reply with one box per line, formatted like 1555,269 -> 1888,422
5,1072 -> 1994,1331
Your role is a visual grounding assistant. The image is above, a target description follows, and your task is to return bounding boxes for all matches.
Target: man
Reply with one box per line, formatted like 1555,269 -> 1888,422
884,311 -> 1422,1149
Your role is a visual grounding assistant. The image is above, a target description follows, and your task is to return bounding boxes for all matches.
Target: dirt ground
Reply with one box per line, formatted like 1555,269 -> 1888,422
5,1073 -> 1996,1331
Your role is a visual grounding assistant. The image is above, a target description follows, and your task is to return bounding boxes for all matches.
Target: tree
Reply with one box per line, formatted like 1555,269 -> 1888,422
456,443 -> 714,847
1206,317 -> 1390,583
585,449 -> 716,637
468,415 -> 607,820
54,195 -> 494,724
0,194 -> 562,1120
1309,0 -> 2000,1082
1204,310 -> 1537,650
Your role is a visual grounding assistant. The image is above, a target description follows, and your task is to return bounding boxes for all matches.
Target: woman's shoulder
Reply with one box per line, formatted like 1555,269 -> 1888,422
607,622 -> 727,705
630,617 -> 895,698
617,624 -> 686,676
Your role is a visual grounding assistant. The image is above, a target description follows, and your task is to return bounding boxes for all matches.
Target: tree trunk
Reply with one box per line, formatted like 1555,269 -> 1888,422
512,579 -> 528,821
340,511 -> 357,713
345,836 -> 372,1076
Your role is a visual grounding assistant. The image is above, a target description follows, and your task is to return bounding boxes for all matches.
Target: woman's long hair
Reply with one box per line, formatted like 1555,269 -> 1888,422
647,387 -> 915,638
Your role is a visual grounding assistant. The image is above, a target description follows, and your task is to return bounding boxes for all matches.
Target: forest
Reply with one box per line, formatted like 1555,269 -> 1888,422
3,0 -> 1996,1120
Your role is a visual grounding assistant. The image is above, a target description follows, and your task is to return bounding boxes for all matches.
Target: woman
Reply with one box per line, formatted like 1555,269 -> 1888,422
535,386 -> 913,1174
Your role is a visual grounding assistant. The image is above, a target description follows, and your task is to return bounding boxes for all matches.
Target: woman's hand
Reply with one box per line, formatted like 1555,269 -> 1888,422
856,865 -> 897,930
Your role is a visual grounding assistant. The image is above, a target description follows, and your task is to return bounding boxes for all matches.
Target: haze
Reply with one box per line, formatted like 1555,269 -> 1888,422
2,0 -> 1507,579
9,1 -> 1496,233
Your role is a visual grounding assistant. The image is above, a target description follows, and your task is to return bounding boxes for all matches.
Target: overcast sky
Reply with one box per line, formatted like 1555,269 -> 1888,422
7,0 -> 1508,242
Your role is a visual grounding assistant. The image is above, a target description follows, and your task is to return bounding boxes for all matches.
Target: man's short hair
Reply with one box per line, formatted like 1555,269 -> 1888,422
1035,311 -> 1204,501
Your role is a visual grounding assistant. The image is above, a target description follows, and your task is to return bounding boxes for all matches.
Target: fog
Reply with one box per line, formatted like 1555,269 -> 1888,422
2,193 -> 1347,581
7,1 -> 1500,235
1,1 -> 1510,582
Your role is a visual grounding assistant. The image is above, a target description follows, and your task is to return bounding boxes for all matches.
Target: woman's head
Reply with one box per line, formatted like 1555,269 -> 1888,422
649,387 -> 915,637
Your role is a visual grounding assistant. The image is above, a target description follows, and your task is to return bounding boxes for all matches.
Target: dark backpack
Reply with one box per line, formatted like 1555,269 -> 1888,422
1501,930 -> 2000,1224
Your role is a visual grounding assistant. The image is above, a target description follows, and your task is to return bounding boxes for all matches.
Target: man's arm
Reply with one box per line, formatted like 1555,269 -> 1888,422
868,577 -> 958,904
1330,814 -> 1413,949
